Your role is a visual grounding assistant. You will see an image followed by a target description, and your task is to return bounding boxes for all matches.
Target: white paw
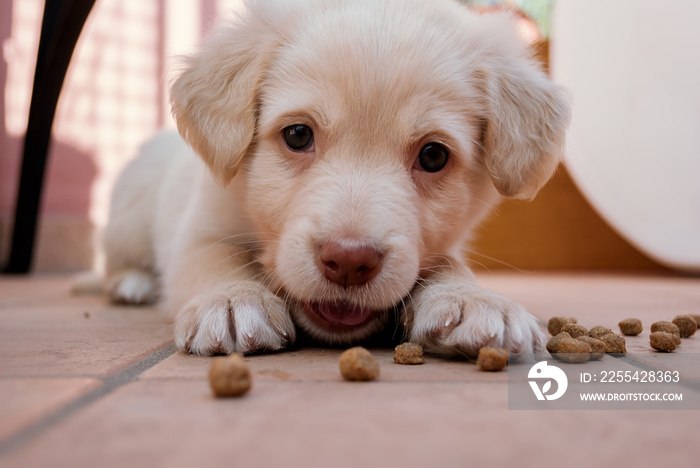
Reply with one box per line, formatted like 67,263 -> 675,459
107,270 -> 157,305
407,279 -> 545,358
174,281 -> 296,356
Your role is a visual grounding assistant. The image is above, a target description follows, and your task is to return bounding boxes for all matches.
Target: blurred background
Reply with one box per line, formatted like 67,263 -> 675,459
0,0 -> 244,272
0,0 -> 696,274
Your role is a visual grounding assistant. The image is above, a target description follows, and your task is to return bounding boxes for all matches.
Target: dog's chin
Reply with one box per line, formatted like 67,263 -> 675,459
290,299 -> 388,345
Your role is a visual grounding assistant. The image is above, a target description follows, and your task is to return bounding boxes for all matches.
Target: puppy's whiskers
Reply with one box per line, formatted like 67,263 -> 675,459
461,247 -> 530,273
206,232 -> 270,248
418,267 -> 459,282
213,249 -> 253,268
219,259 -> 263,283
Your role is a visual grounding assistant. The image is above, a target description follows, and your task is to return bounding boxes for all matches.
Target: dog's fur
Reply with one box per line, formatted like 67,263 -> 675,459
103,0 -> 570,357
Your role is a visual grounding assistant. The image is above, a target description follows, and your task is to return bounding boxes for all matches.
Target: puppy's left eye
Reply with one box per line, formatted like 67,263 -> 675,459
283,125 -> 314,152
415,143 -> 449,173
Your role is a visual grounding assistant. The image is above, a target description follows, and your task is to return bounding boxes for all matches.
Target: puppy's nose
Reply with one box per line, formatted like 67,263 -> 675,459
318,236 -> 382,287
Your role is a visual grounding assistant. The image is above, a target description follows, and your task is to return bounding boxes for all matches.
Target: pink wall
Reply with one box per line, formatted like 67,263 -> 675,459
1,0 -> 223,221
1,0 -> 96,215
1,0 -> 162,220
1,0 -> 15,214
0,0 -> 227,270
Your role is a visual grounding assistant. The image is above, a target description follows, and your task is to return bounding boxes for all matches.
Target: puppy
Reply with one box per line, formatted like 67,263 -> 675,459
103,0 -> 570,357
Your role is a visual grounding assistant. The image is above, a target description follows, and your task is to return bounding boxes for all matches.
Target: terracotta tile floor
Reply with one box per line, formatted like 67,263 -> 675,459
1,272 -> 699,467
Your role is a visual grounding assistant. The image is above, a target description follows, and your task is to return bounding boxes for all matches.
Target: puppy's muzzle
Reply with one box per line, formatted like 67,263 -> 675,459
317,235 -> 382,288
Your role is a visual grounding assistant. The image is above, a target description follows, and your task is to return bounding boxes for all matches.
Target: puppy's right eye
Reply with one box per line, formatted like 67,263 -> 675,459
283,125 -> 314,152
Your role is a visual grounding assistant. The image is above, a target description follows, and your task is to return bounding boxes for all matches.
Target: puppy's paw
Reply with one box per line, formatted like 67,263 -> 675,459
174,281 -> 296,356
407,280 -> 545,358
107,270 -> 157,305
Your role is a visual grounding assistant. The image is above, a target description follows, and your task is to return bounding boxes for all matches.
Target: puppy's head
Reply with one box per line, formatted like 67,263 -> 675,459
170,0 -> 570,344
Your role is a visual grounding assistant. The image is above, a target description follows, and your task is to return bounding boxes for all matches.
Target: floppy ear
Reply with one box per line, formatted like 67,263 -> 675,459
170,10 -> 278,186
474,13 -> 571,199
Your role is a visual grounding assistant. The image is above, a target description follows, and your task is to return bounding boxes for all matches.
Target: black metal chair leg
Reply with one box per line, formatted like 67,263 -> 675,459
3,0 -> 95,273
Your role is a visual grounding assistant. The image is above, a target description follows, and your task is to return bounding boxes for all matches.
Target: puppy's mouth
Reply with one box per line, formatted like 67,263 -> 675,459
301,300 -> 375,332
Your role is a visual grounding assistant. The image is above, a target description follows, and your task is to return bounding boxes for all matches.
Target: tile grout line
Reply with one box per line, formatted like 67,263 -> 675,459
0,343 -> 177,458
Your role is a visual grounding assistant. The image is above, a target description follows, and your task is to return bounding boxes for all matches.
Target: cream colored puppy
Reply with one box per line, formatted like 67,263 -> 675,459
103,0 -> 569,357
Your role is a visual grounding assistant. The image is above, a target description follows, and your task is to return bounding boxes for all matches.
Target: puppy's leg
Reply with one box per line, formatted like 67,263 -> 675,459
405,257 -> 545,358
106,269 -> 157,305
166,236 -> 295,356
102,145 -> 166,305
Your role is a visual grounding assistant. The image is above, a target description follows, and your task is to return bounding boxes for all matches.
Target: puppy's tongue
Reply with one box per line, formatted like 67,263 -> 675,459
316,301 -> 372,326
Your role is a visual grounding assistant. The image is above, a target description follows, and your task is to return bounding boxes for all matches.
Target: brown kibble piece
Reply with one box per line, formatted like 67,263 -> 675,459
689,314 -> 700,328
553,337 -> 590,363
618,318 -> 643,336
339,347 -> 380,381
575,336 -> 606,360
477,347 -> 508,371
600,334 -> 626,353
547,332 -> 590,363
588,326 -> 613,339
650,321 -> 680,338
672,315 -> 697,338
208,354 -> 252,397
546,332 -> 572,354
650,326 -> 681,346
393,342 -> 424,365
650,332 -> 678,352
547,317 -> 577,336
561,323 -> 588,338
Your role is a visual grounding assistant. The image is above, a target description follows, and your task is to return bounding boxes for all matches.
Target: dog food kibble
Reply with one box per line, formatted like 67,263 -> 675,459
393,342 -> 424,365
600,334 -> 626,354
587,326 -> 613,339
618,318 -> 643,336
672,315 -> 697,338
546,332 -> 572,354
476,347 -> 509,371
547,333 -> 590,362
554,337 -> 591,363
208,354 -> 252,397
650,332 -> 678,352
575,336 -> 606,360
650,325 -> 681,346
650,321 -> 680,338
339,347 -> 380,381
547,317 -> 577,336
561,323 -> 588,339
689,314 -> 700,328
